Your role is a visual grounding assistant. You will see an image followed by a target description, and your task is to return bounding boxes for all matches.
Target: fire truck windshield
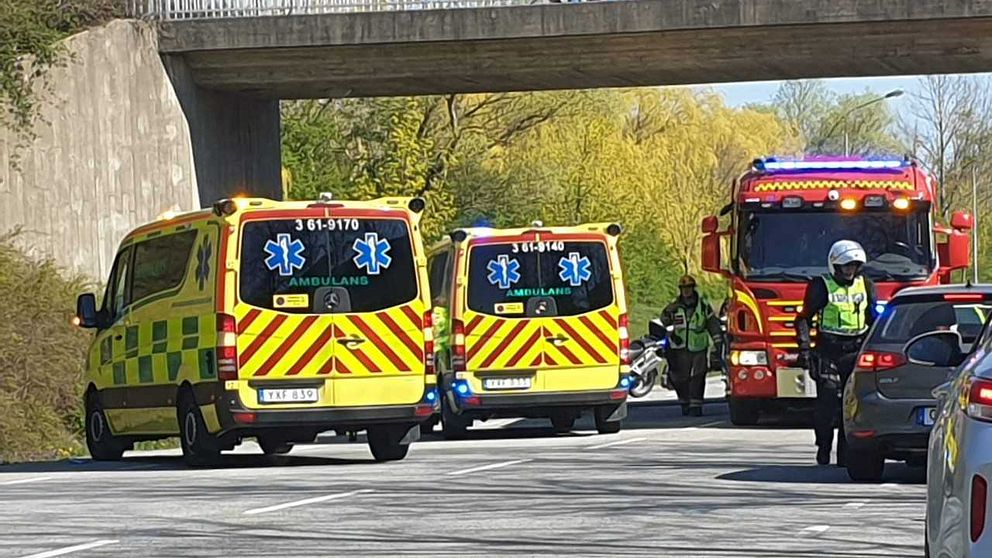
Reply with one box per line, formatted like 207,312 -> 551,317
738,209 -> 932,282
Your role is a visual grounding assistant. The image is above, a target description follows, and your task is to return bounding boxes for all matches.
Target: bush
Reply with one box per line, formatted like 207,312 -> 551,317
0,231 -> 92,463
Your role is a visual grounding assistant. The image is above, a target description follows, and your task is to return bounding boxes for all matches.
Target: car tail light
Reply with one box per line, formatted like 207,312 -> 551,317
973,474 -> 988,542
452,319 -> 466,372
856,351 -> 906,372
423,310 -> 434,376
217,313 -> 238,381
967,377 -> 992,422
619,314 -> 631,365
946,293 -> 986,302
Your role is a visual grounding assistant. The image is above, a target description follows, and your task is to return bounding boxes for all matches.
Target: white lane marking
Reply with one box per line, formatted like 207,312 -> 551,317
1,477 -> 52,486
800,525 -> 831,537
844,501 -> 867,510
446,459 -> 531,476
20,539 -> 119,558
586,437 -> 646,450
243,489 -> 372,516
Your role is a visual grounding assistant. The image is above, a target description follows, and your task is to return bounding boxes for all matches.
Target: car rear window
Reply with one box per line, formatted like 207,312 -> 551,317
466,240 -> 614,317
870,300 -> 992,345
239,217 -> 417,313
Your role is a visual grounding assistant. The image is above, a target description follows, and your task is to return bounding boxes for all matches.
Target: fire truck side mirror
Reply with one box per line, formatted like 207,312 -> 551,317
701,215 -> 719,234
945,231 -> 971,270
951,210 -> 974,231
702,233 -> 722,273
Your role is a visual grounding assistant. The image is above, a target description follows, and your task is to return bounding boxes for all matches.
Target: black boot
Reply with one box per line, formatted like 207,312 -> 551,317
816,446 -> 830,465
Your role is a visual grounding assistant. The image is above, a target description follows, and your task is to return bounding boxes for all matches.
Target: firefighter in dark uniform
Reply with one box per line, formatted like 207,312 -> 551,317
796,240 -> 877,466
662,275 -> 724,417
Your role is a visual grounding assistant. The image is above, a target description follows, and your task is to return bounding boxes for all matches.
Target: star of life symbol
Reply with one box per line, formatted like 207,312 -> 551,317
353,232 -> 392,275
264,234 -> 306,276
558,252 -> 592,287
486,254 -> 521,290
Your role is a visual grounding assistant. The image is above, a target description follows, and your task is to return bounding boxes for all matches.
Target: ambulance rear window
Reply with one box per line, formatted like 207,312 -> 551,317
466,240 -> 613,317
239,217 -> 418,313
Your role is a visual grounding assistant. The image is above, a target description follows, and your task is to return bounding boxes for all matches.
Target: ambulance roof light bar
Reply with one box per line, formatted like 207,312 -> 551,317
752,157 -> 912,172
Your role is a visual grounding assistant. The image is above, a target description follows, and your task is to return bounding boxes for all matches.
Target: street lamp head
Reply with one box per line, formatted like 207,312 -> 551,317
884,89 -> 905,99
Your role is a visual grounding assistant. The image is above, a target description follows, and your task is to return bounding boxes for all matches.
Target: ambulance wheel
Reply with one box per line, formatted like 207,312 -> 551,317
85,392 -> 128,461
367,425 -> 410,462
441,397 -> 470,440
178,391 -> 220,468
258,435 -> 293,456
729,399 -> 760,426
594,405 -> 622,434
550,411 -> 577,433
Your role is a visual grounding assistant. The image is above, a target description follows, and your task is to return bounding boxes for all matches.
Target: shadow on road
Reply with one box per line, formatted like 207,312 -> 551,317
719,461 -> 927,485
0,453 -> 375,474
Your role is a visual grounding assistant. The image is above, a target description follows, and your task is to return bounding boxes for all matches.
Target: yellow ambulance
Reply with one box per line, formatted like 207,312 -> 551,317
75,195 -> 438,466
425,222 -> 631,438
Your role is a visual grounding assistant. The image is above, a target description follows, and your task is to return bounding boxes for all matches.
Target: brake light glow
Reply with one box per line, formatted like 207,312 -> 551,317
856,351 -> 906,372
423,310 -> 434,376
619,314 -> 630,365
968,377 -> 992,422
944,293 -> 986,302
973,474 -> 988,542
452,319 -> 466,372
217,313 -> 238,381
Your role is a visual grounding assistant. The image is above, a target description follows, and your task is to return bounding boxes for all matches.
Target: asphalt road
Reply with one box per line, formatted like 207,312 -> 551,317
0,396 -> 926,558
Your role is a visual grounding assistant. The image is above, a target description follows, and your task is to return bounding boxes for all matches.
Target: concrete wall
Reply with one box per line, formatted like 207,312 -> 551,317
0,20 -> 282,280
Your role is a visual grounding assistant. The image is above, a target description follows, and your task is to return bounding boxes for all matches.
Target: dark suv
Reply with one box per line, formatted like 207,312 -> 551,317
844,285 -> 992,481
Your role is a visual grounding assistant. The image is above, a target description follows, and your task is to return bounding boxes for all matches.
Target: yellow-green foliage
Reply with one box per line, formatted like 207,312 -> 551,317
0,232 -> 92,463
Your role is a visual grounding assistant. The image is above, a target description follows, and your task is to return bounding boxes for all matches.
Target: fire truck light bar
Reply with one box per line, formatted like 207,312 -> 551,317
755,160 -> 909,171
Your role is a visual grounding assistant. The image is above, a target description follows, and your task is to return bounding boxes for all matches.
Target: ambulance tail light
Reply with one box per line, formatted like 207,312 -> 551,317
619,314 -> 631,365
217,313 -> 239,381
424,310 -> 435,376
452,319 -> 467,372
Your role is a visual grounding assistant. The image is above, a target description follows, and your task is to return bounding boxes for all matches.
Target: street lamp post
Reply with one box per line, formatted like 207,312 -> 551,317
822,89 -> 904,155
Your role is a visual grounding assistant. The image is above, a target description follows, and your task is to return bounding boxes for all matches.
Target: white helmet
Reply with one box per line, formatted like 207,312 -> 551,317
827,240 -> 867,272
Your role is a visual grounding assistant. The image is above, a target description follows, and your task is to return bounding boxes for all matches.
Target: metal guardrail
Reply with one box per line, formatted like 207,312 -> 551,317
126,0 -> 562,19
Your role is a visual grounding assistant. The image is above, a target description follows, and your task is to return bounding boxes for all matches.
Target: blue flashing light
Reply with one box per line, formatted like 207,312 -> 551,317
620,376 -> 631,389
756,159 -> 909,172
875,301 -> 888,316
425,388 -> 438,403
453,380 -> 471,397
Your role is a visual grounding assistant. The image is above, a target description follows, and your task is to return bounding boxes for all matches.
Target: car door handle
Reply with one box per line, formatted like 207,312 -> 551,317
337,337 -> 366,349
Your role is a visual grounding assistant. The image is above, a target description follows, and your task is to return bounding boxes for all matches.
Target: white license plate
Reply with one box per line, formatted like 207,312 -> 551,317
482,377 -> 532,391
258,388 -> 319,404
919,407 -> 937,426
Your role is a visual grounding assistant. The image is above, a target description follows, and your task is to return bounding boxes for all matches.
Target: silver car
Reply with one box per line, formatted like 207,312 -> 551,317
917,292 -> 992,557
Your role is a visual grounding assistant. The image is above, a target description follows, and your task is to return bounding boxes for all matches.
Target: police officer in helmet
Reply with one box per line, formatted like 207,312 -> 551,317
796,240 -> 877,466
662,275 -> 724,416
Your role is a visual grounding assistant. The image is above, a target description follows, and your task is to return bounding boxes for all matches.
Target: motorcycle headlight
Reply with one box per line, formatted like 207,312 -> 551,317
732,350 -> 768,366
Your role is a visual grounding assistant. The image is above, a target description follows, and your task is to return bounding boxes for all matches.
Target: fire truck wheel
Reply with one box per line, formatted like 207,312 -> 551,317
729,399 -> 760,426
85,391 -> 129,461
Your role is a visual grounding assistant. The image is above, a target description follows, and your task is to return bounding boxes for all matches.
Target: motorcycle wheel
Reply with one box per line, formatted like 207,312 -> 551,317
628,369 -> 657,398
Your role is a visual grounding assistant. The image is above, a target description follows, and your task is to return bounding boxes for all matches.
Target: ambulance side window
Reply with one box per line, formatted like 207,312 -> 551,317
130,231 -> 198,305
428,251 -> 450,306
103,246 -> 133,325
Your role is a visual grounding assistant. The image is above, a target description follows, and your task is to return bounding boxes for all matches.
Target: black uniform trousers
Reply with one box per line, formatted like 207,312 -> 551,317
812,336 -> 862,455
668,349 -> 708,410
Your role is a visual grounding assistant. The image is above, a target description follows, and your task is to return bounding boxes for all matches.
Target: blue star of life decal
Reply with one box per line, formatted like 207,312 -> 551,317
353,232 -> 392,275
264,233 -> 306,276
486,254 -> 521,290
558,252 -> 592,287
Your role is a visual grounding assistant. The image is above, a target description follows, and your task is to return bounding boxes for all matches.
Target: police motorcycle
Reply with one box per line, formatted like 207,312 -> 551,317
627,319 -> 671,398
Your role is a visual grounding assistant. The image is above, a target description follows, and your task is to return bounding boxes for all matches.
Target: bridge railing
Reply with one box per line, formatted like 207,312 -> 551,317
126,0 -> 554,19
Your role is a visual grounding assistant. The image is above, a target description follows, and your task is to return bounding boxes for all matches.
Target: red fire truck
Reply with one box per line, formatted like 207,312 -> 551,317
701,157 -> 973,425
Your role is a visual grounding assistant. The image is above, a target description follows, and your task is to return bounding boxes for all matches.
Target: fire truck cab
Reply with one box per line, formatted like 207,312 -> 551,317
701,157 -> 973,425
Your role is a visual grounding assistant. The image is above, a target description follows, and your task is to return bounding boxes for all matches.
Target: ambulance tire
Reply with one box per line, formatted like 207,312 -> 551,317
367,425 -> 410,462
594,405 -> 623,434
85,391 -> 128,461
178,391 -> 221,468
258,436 -> 293,456
441,397 -> 470,440
550,411 -> 577,433
729,399 -> 760,426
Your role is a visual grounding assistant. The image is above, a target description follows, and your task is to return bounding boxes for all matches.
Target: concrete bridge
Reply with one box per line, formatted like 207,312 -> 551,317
6,0 -> 992,277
